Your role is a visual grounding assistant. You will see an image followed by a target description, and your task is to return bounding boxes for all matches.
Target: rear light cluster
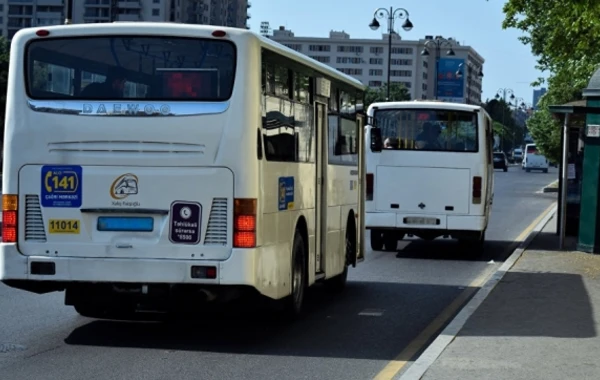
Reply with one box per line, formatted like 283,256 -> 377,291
2,194 -> 18,243
233,198 -> 256,248
366,173 -> 374,201
472,176 -> 482,204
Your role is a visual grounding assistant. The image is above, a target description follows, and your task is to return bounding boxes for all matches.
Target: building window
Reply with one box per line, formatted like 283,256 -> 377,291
369,80 -> 383,87
152,9 -> 160,16
391,47 -> 413,54
369,58 -> 383,65
370,46 -> 384,54
337,45 -> 363,53
337,68 -> 362,75
309,44 -> 330,52
390,59 -> 413,66
369,69 -> 383,76
336,57 -> 362,64
310,56 -> 330,63
390,70 -> 412,77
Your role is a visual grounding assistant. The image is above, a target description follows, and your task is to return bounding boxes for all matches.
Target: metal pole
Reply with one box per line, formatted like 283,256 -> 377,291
434,44 -> 440,100
65,0 -> 73,24
386,8 -> 392,101
559,113 -> 570,249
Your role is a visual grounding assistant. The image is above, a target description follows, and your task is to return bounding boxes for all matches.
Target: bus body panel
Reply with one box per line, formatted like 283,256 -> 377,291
364,101 -> 494,243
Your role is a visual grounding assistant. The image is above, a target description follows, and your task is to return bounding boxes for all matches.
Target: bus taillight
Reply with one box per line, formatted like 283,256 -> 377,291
366,173 -> 374,201
2,194 -> 18,243
234,198 -> 256,248
472,176 -> 482,204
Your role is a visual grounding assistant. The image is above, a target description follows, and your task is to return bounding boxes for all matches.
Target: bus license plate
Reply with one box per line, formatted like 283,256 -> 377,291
404,217 -> 438,225
48,219 -> 80,234
97,216 -> 154,232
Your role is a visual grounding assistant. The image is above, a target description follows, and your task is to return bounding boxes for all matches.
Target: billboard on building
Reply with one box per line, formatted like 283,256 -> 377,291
436,58 -> 465,102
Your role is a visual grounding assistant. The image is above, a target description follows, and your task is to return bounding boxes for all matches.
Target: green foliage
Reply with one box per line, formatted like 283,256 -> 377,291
364,82 -> 411,109
497,0 -> 600,160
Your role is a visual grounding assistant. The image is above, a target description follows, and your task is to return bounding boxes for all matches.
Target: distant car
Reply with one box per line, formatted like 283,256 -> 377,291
493,152 -> 508,172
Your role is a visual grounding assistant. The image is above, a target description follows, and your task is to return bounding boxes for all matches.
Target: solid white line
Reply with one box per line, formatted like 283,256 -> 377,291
396,203 -> 558,380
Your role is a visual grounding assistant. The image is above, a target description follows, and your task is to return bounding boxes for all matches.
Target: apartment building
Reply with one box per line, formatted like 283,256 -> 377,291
269,26 -> 485,104
0,0 -> 250,39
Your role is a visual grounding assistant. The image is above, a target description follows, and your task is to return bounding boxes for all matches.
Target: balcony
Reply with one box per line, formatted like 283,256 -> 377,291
115,13 -> 141,21
247,1 -> 251,8
117,0 -> 141,9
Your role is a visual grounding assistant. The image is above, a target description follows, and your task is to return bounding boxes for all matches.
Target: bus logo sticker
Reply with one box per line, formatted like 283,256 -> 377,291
169,201 -> 201,244
40,165 -> 82,208
110,173 -> 139,200
278,177 -> 295,211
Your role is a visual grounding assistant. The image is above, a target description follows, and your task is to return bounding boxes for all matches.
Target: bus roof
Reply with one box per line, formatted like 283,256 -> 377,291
368,100 -> 485,113
14,22 -> 366,92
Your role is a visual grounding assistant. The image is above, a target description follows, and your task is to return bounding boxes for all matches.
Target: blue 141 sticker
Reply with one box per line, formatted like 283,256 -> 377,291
41,165 -> 82,208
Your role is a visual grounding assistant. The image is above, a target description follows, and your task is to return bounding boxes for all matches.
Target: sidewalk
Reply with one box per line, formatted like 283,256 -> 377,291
418,214 -> 600,380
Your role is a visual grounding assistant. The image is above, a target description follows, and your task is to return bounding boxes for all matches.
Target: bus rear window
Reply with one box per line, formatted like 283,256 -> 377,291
373,108 -> 479,152
25,36 -> 236,101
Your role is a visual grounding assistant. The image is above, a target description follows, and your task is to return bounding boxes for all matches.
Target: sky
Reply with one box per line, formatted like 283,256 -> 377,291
248,0 -> 548,106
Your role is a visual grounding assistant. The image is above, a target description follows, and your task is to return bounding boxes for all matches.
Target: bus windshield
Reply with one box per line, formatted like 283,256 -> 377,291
26,36 -> 236,101
374,108 -> 479,152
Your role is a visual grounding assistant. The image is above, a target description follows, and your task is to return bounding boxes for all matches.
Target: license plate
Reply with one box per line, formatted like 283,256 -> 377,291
404,217 -> 438,225
48,219 -> 80,234
97,216 -> 154,232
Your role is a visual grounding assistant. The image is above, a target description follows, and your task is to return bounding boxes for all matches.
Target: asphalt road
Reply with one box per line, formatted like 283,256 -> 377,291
0,165 -> 558,380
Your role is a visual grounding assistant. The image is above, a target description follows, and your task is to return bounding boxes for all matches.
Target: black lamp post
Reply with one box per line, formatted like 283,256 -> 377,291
369,7 -> 414,101
420,37 -> 456,100
455,62 -> 483,104
495,88 -> 516,152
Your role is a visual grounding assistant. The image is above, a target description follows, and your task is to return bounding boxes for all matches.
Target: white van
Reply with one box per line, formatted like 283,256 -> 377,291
522,143 -> 549,172
365,101 -> 494,255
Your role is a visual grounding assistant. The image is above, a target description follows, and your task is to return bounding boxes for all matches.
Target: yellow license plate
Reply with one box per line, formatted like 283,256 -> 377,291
48,219 -> 80,234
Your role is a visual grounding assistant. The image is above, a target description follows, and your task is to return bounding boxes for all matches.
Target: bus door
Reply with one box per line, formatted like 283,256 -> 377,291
355,112 -> 366,263
315,101 -> 328,275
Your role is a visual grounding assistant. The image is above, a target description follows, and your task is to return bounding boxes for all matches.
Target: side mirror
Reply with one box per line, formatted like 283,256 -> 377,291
370,127 -> 383,152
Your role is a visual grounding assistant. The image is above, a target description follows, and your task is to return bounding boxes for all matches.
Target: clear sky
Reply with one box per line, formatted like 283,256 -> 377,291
248,0 -> 547,106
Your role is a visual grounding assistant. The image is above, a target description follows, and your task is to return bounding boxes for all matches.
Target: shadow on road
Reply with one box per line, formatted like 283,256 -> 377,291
457,270 -> 596,338
394,238 -> 518,263
63,280 -> 469,360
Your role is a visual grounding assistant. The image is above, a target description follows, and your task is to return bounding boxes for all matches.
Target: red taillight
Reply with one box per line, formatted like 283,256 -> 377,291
472,176 -> 482,203
36,29 -> 50,37
234,198 -> 256,248
366,173 -> 374,201
212,30 -> 227,37
2,195 -> 18,243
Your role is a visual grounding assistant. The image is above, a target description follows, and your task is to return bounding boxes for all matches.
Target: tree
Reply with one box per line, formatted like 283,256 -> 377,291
363,82 -> 411,109
496,0 -> 600,160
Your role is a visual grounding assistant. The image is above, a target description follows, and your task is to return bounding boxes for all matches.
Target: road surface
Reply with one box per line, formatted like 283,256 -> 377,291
0,166 -> 558,380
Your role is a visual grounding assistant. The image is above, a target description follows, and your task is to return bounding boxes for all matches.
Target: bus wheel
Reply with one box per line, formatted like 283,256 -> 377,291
73,303 -> 109,319
326,220 -> 355,292
383,233 -> 397,252
283,230 -> 307,318
370,230 -> 383,251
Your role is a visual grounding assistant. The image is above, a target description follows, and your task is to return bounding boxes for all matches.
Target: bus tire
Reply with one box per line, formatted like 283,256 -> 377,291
370,230 -> 383,251
326,218 -> 355,292
383,233 -> 397,251
282,230 -> 307,319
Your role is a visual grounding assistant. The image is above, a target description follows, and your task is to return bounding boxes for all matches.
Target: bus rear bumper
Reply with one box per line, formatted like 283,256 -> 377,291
366,212 -> 487,232
0,244 -> 284,299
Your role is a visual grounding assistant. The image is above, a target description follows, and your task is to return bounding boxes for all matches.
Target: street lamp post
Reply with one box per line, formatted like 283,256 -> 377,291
495,88 -> 515,152
456,62 -> 483,104
420,37 -> 456,100
369,7 -> 414,101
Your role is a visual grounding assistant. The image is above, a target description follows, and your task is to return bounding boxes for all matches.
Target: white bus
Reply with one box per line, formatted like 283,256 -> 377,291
365,101 -> 494,255
0,22 -> 367,319
522,143 -> 549,172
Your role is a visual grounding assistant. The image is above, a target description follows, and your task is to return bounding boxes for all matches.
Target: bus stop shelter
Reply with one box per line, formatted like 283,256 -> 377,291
549,90 -> 600,251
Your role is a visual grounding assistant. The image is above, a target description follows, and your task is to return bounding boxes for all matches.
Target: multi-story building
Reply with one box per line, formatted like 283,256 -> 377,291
269,26 -> 485,104
1,0 -> 250,39
532,87 -> 547,110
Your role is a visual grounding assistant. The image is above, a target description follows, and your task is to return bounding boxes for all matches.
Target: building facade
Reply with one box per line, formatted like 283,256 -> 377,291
532,87 -> 547,110
0,0 -> 250,39
269,26 -> 485,104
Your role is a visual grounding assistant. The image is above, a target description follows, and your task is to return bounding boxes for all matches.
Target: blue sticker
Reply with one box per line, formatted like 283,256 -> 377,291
278,176 -> 294,211
41,165 -> 82,208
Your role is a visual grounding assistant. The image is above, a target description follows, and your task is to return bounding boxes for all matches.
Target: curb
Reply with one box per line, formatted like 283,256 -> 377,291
397,203 -> 558,380
541,180 -> 559,193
